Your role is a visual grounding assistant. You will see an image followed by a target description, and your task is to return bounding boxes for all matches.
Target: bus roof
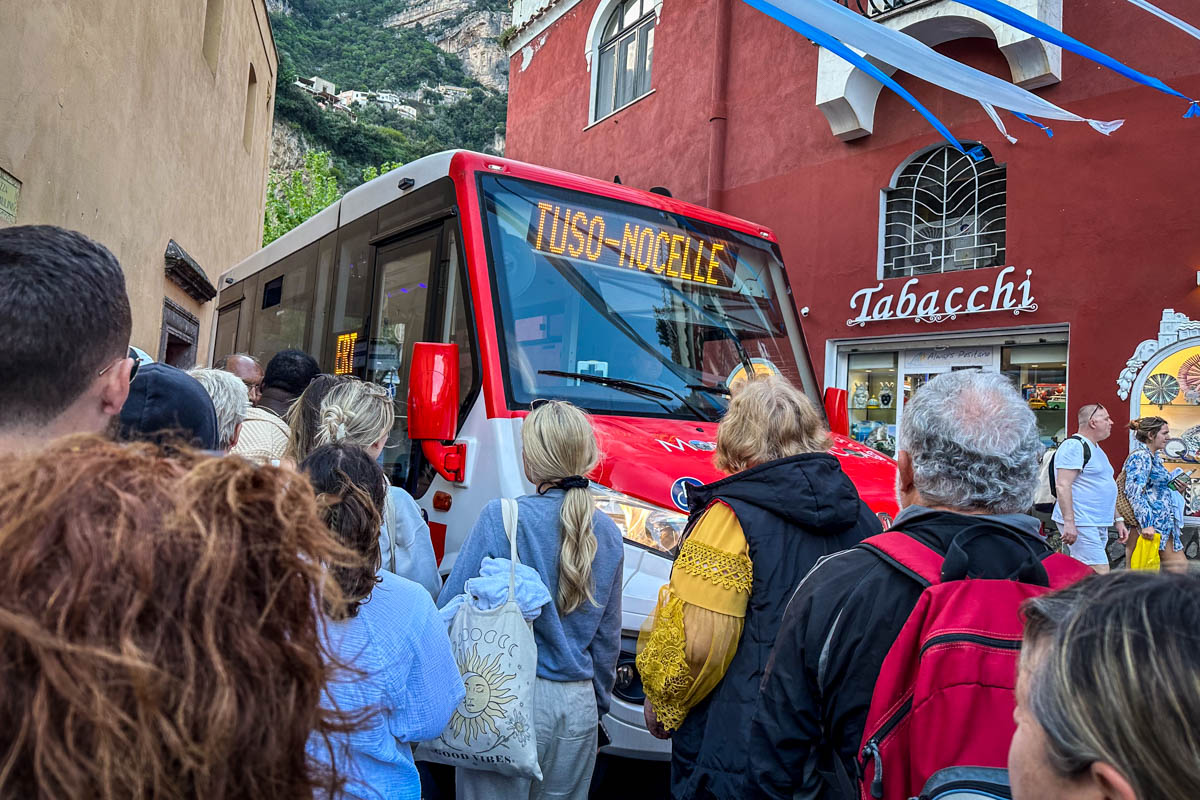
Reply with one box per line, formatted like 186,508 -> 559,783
221,150 -> 780,286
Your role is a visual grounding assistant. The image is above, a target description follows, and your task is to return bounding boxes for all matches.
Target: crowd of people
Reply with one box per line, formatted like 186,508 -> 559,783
2,222 -> 1198,800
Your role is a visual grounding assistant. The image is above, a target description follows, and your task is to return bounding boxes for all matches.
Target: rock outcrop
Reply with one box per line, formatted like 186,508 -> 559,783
386,1 -> 511,92
269,121 -> 311,176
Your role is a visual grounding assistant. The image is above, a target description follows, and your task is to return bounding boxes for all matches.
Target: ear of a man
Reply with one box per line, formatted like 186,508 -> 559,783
98,356 -> 134,419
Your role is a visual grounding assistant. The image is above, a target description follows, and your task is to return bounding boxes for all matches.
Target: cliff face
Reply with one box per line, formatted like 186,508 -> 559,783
385,0 -> 511,92
270,121 -> 310,175
437,10 -> 509,91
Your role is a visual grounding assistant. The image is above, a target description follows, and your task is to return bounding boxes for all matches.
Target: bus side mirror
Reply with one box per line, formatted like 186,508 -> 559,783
408,343 -> 467,483
824,387 -> 850,437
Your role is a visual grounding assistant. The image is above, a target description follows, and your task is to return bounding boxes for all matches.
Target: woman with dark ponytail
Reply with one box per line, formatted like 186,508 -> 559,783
302,443 -> 463,799
439,401 -> 624,800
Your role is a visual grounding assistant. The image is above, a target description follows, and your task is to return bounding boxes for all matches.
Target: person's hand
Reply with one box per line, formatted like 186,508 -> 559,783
644,702 -> 671,740
1061,522 -> 1079,545
1142,526 -> 1158,541
1115,520 -> 1129,543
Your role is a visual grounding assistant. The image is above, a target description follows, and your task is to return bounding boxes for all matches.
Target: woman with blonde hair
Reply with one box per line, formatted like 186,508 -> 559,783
438,400 -> 624,800
1010,571 -> 1200,800
1121,416 -> 1187,572
0,436 -> 357,798
637,375 -> 881,800
315,378 -> 441,598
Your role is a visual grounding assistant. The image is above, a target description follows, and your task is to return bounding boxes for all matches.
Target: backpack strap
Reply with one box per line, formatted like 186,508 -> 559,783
857,531 -> 944,587
1049,435 -> 1091,499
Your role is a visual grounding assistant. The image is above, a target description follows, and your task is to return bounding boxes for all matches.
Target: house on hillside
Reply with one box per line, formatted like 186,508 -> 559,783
337,89 -> 371,107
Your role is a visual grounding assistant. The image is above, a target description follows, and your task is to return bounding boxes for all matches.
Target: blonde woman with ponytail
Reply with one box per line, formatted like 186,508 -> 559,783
317,378 -> 442,598
438,401 -> 624,800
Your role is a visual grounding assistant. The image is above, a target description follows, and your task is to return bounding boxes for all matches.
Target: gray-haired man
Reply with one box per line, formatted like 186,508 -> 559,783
747,371 -> 1059,800
188,368 -> 250,453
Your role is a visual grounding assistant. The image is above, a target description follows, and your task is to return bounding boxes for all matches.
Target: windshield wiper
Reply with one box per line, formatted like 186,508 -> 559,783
538,370 -> 717,422
687,384 -> 732,396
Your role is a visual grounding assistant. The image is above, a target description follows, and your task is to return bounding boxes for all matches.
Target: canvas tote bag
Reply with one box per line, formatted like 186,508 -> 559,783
416,499 -> 542,779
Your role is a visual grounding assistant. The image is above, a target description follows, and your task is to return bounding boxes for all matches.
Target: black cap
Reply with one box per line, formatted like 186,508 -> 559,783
118,362 -> 219,451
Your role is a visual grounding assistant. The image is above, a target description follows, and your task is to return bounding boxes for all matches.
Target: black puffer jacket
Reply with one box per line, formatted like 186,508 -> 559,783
745,507 -> 1054,800
669,453 -> 882,800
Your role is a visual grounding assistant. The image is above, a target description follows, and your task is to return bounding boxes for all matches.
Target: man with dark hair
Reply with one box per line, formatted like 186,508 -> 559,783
0,225 -> 134,454
216,353 -> 264,406
231,349 -> 318,464
258,349 -> 319,416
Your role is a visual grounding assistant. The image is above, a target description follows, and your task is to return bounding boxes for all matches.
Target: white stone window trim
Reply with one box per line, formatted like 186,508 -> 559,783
815,0 -> 1062,141
585,0 -> 664,126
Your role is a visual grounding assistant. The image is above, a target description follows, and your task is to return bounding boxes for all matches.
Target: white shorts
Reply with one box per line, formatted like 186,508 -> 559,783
1063,525 -> 1109,566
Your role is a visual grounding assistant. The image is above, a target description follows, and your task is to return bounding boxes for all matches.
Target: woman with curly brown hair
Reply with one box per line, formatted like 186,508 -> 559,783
301,443 -> 463,800
0,435 -> 358,799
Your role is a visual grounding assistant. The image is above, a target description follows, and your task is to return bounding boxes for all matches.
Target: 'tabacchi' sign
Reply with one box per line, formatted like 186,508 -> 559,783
847,266 -> 1036,327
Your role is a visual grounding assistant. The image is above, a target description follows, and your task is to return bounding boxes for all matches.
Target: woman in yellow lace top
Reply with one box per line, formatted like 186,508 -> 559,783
635,376 -> 882,800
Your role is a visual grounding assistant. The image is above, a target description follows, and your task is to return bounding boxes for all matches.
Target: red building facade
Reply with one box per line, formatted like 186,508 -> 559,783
505,0 -> 1200,510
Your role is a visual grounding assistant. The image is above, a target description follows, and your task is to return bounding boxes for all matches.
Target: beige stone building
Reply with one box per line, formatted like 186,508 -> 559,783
0,0 -> 278,366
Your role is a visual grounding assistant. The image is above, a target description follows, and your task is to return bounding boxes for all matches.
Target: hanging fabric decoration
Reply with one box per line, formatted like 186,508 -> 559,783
1122,0 -> 1200,44
951,0 -> 1200,118
750,0 -> 1124,140
740,0 -> 981,159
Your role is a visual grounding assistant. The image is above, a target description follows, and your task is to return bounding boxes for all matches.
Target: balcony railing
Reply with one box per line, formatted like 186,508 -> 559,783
836,0 -> 931,19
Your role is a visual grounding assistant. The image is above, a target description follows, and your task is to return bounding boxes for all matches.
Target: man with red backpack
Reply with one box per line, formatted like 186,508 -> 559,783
747,371 -> 1090,800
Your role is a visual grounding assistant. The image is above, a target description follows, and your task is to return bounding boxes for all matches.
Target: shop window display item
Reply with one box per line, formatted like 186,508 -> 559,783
1144,372 -> 1180,408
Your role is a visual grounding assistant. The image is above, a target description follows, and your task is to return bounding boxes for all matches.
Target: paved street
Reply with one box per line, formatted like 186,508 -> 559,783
421,755 -> 669,799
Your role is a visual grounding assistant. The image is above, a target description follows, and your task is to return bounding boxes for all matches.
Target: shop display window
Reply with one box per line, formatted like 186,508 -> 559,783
847,352 -> 898,456
1131,343 -> 1200,519
1001,344 -> 1068,447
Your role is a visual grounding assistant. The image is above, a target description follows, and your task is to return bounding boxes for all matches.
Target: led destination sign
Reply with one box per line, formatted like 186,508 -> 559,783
529,201 -> 738,289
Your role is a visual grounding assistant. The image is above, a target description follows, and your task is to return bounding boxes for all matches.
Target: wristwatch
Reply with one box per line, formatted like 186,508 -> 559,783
1115,516 -> 1125,523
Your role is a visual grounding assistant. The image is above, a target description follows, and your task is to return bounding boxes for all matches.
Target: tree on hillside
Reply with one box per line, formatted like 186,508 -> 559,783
263,151 -> 342,246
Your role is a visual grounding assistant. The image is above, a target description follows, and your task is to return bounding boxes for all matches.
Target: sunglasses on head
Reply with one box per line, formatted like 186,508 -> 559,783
98,347 -> 140,383
1087,404 -> 1106,423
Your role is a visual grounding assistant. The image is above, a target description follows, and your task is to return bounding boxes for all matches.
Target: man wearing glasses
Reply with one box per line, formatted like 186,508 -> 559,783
1052,403 -> 1129,573
0,225 -> 134,456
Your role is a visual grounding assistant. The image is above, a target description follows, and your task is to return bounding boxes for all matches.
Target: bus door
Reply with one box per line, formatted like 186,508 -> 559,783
365,219 -> 477,498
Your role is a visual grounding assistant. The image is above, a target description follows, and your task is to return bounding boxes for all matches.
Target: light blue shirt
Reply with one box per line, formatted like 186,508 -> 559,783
1052,436 -> 1117,526
310,570 -> 464,800
381,485 -> 442,599
438,491 -> 624,715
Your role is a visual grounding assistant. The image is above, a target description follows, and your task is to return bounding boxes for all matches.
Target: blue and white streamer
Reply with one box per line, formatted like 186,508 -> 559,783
747,0 -> 1124,142
741,0 -> 982,157
952,0 -> 1200,117
1123,0 -> 1200,43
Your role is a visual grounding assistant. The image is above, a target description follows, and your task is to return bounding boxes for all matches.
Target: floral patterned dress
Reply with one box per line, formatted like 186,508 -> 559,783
1124,442 -> 1183,552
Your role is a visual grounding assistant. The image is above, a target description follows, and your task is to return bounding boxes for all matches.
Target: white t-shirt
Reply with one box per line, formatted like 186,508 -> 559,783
1052,436 -> 1117,527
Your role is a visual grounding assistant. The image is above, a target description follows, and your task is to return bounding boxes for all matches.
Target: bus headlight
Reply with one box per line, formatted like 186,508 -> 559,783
592,484 -> 688,558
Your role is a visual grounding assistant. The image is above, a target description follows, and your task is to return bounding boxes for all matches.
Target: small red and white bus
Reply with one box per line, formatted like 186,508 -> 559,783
212,150 -> 898,759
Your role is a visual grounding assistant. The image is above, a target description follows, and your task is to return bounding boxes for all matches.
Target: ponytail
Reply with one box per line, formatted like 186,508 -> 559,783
522,401 -> 601,615
312,379 -> 395,449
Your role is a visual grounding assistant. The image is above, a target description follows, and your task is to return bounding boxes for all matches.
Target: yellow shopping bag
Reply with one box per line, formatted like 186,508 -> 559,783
1130,531 -> 1162,571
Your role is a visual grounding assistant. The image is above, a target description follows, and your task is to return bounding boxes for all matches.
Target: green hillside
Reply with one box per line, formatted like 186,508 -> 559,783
271,0 -> 507,188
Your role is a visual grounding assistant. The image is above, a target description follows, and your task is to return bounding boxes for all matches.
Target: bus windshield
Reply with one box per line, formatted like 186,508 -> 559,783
480,174 -> 805,420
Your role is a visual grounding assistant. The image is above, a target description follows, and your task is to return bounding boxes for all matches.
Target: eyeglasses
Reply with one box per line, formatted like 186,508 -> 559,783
98,347 -> 140,383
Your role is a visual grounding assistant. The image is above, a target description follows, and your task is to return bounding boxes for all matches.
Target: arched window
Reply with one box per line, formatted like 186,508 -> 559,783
594,0 -> 656,120
881,144 -> 1006,278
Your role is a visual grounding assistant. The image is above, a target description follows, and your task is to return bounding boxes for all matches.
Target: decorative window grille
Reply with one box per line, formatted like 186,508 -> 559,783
594,0 -> 656,120
881,144 -> 1006,279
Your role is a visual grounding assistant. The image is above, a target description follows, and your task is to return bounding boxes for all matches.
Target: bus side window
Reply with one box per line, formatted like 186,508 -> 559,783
248,242 -> 317,364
